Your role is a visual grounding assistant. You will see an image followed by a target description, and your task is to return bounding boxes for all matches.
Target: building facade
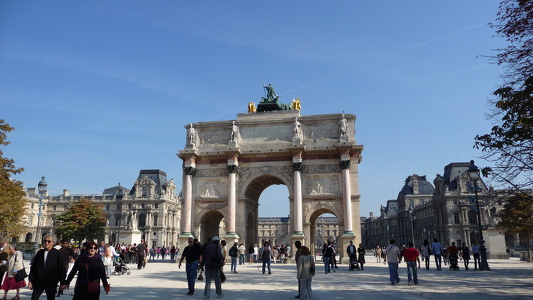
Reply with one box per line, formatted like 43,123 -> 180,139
19,169 -> 181,248
362,162 -> 508,259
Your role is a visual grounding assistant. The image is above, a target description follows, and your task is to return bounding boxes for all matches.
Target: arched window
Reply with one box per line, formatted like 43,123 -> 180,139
142,187 -> 148,197
25,233 -> 32,242
138,213 -> 146,228
468,210 -> 477,224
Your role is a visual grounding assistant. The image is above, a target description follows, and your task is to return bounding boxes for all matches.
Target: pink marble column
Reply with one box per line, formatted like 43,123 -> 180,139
341,157 -> 354,234
293,154 -> 304,236
226,156 -> 238,236
181,158 -> 196,236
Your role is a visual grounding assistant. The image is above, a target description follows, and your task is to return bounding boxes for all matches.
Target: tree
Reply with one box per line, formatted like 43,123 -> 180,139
54,198 -> 107,245
489,0 -> 533,87
497,193 -> 533,262
0,120 -> 27,239
475,1 -> 533,197
474,76 -> 533,197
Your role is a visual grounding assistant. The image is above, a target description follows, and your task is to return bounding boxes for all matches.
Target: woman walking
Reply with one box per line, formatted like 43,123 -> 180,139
1,245 -> 26,300
297,246 -> 315,300
61,241 -> 110,299
357,243 -> 366,271
421,240 -> 431,270
461,242 -> 471,270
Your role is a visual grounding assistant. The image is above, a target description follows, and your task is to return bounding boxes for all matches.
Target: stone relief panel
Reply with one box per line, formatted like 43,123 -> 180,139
196,168 -> 228,178
303,121 -> 338,140
240,125 -> 292,142
304,175 -> 341,195
197,178 -> 228,198
199,127 -> 229,145
304,164 -> 340,174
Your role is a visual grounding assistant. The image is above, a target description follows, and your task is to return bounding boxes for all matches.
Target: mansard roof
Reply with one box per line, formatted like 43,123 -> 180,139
399,174 -> 435,196
102,183 -> 130,195
442,162 -> 471,191
129,169 -> 169,196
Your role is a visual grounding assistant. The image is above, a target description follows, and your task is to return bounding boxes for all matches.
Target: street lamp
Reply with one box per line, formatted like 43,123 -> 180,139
408,206 -> 415,246
468,160 -> 490,271
35,176 -> 47,253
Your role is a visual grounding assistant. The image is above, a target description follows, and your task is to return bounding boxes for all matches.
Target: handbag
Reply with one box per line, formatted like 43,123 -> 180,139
85,263 -> 100,293
13,252 -> 27,282
197,270 -> 204,281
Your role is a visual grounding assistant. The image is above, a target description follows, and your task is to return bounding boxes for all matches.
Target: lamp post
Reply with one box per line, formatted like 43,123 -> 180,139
408,206 -> 415,246
35,176 -> 47,254
468,160 -> 490,271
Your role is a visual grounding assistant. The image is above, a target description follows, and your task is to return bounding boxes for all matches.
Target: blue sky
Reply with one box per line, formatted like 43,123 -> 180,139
1,1 -> 506,218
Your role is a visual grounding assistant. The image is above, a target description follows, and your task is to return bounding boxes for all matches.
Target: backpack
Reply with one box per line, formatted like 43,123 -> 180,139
229,246 -> 238,257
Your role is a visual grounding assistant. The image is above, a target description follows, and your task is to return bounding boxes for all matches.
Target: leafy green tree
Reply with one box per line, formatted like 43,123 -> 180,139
0,120 -> 27,239
497,193 -> 533,262
54,198 -> 107,245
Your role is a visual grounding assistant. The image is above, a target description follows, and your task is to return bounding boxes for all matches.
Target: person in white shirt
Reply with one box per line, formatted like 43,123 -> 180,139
384,239 -> 401,285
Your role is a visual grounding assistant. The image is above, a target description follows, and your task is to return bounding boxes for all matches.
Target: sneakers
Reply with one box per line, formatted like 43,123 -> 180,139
218,293 -> 224,298
408,282 -> 413,286
187,291 -> 194,295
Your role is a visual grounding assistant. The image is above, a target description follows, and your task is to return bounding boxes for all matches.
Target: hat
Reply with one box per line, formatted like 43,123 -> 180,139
212,236 -> 220,242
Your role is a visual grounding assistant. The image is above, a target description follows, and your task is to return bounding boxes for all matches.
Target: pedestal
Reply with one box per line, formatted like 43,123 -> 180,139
340,234 -> 356,264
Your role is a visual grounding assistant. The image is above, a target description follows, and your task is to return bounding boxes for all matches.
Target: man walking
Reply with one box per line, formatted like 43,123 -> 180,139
404,242 -> 420,286
28,233 -> 66,300
431,238 -> 444,270
179,237 -> 203,296
200,236 -> 223,299
472,242 -> 481,270
384,239 -> 401,285
136,240 -> 147,270
260,241 -> 272,275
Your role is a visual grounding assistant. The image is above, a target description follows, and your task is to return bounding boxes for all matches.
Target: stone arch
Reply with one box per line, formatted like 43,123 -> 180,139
199,210 -> 225,244
308,207 -> 342,255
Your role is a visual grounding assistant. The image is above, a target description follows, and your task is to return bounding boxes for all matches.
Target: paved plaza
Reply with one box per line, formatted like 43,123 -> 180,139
15,256 -> 533,299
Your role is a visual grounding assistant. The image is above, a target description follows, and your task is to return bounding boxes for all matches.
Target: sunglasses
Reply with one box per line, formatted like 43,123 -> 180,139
88,247 -> 98,250
44,240 -> 54,243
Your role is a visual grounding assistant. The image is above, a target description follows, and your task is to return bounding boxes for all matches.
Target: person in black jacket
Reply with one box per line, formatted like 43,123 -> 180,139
28,233 -> 66,300
61,241 -> 110,300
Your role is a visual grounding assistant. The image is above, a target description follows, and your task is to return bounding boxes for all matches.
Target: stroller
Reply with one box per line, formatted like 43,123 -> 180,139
349,253 -> 360,271
449,254 -> 459,271
114,254 -> 131,275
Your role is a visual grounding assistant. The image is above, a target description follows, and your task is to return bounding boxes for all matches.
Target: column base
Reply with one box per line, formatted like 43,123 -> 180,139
292,231 -> 305,237
343,230 -> 355,236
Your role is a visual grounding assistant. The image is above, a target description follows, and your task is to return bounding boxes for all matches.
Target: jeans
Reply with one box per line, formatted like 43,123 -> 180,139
186,261 -> 199,293
262,258 -> 271,274
231,256 -> 237,272
473,253 -> 480,269
299,278 -> 313,300
388,262 -> 400,284
323,257 -> 331,274
434,254 -> 442,270
406,261 -> 418,284
204,268 -> 222,298
239,254 -> 245,265
424,255 -> 430,269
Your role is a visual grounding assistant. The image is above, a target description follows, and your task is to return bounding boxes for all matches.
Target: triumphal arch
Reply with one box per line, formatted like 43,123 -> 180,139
177,87 -> 363,261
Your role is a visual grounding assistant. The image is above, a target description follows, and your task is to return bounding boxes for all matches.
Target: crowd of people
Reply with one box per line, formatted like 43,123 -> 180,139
1,233 -> 487,299
381,238 -> 483,286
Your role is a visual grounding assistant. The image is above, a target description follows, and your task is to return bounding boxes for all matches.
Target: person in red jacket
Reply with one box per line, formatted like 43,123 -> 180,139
403,242 -> 421,286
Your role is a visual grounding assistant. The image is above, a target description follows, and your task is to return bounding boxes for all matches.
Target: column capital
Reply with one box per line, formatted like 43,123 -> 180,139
183,167 -> 196,175
340,160 -> 351,169
293,162 -> 303,172
227,165 -> 238,173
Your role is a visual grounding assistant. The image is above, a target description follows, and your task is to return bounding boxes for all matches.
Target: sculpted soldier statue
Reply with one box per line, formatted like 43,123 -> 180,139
187,123 -> 196,144
263,83 -> 279,102
339,113 -> 348,136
